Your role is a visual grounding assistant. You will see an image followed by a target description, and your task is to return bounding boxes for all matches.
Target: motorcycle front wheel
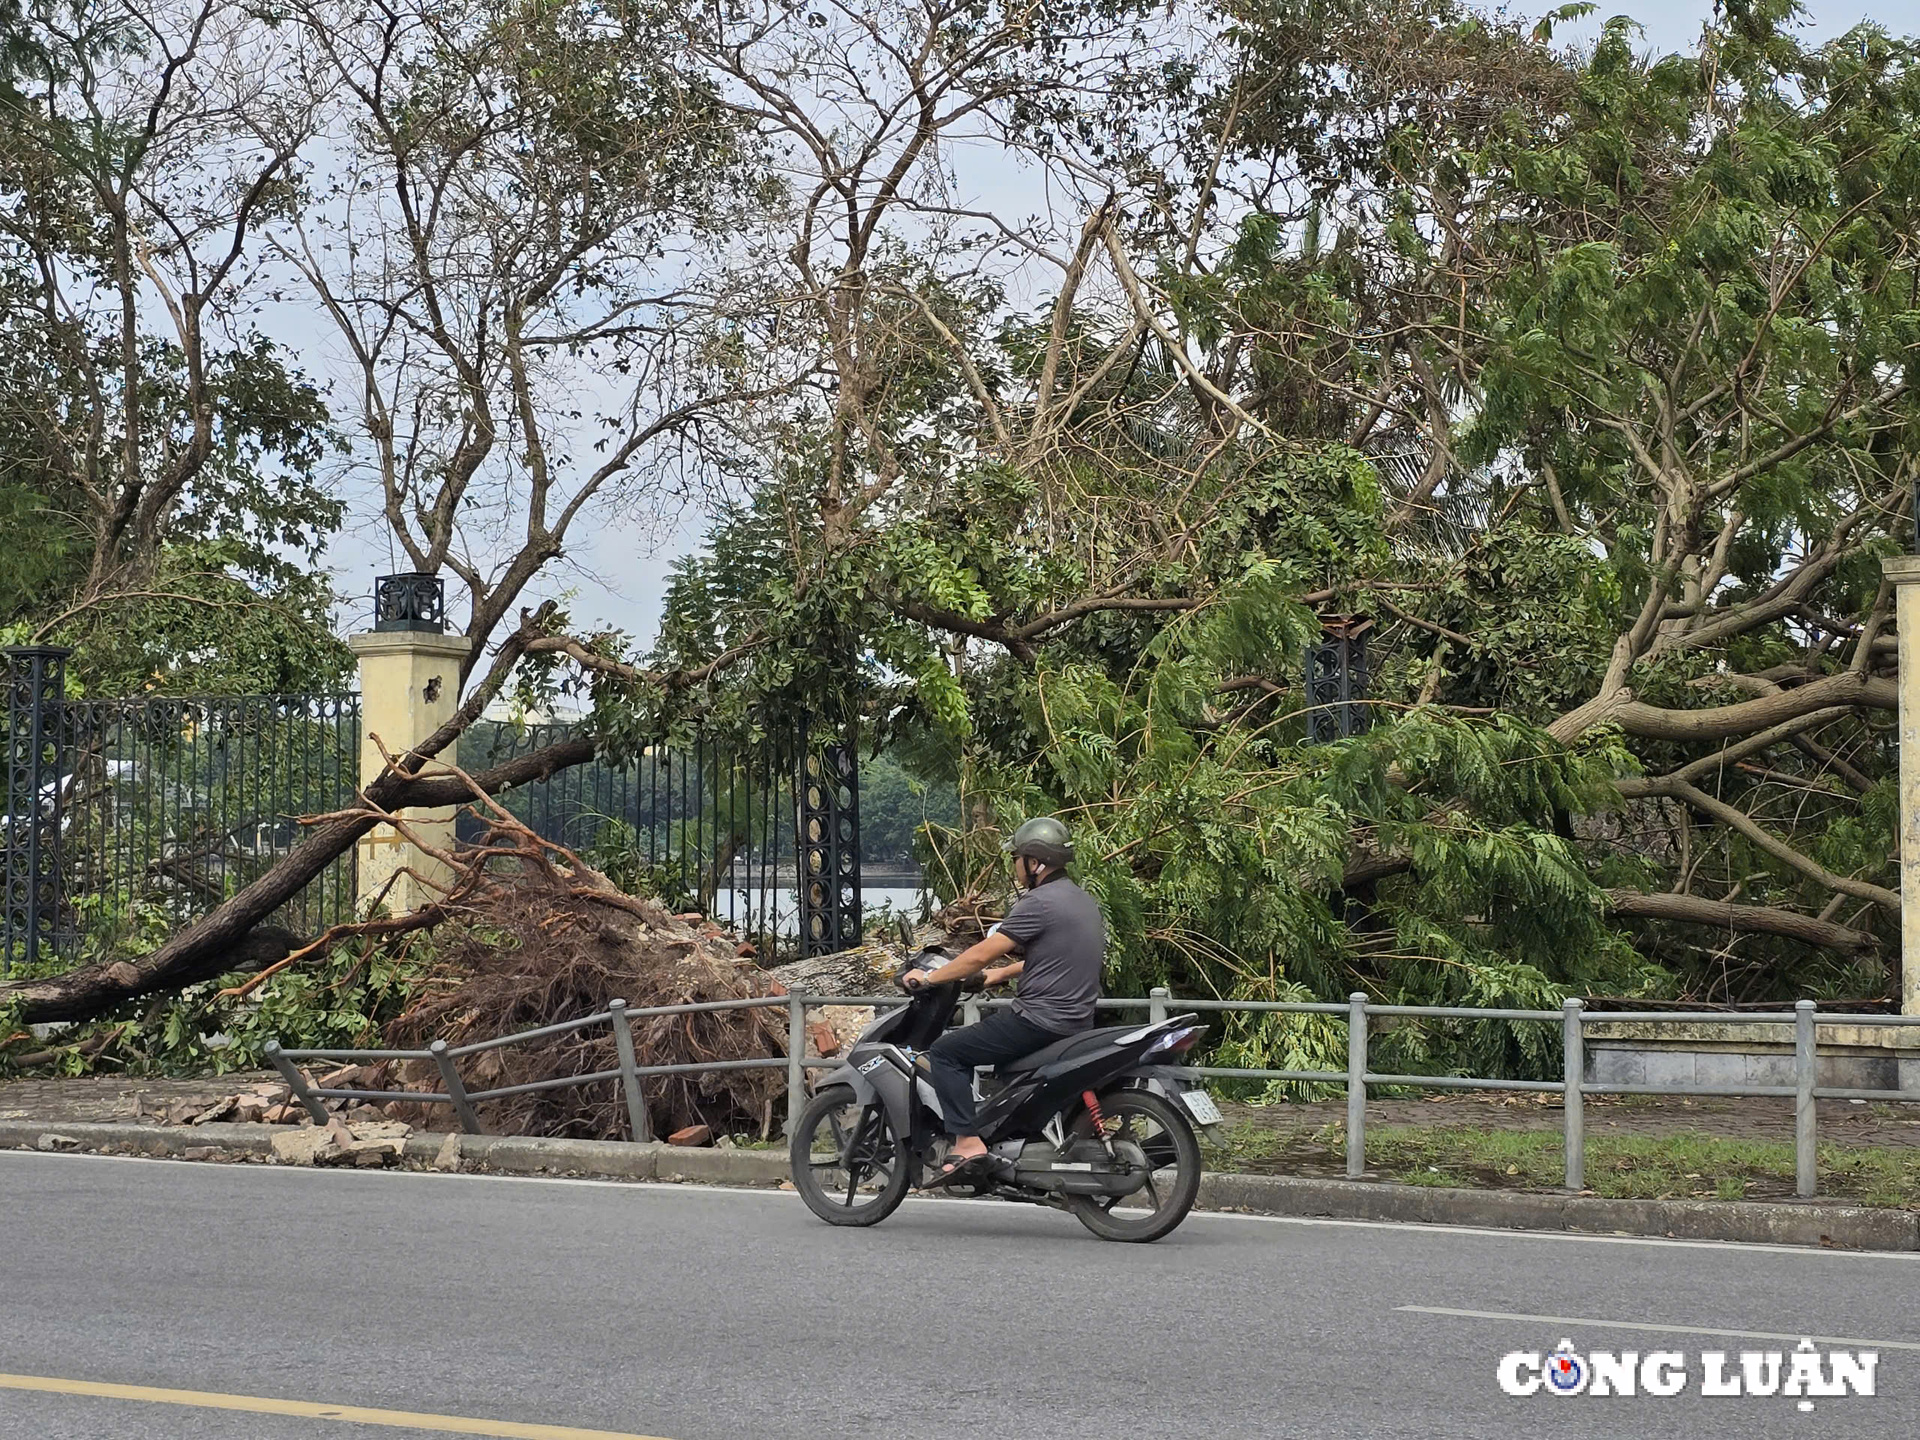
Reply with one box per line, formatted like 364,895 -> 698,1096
789,1083 -> 910,1227
1065,1086 -> 1203,1243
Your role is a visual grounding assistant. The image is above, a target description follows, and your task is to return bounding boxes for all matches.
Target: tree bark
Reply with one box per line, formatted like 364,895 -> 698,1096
1549,671 -> 1895,745
1336,862 -> 1881,952
1618,776 -> 1900,913
1339,851 -> 1415,888
1603,889 -> 1879,953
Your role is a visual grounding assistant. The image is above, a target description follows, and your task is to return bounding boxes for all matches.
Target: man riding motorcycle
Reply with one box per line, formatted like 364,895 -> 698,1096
898,816 -> 1105,1185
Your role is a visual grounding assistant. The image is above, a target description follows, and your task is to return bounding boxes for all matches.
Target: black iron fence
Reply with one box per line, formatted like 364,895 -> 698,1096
3,647 -> 68,973
3,651 -> 360,974
4,641 -> 946,975
62,694 -> 362,949
457,719 -> 912,959
459,719 -> 803,952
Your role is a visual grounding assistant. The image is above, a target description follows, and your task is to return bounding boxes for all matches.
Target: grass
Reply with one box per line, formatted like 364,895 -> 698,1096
721,1134 -> 785,1151
1206,1120 -> 1297,1169
1202,1119 -> 1920,1208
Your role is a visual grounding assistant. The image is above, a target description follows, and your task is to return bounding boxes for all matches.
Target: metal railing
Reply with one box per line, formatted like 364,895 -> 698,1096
264,992 -> 1920,1199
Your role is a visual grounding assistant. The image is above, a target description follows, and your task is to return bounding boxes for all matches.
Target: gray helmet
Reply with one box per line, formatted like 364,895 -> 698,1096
1005,815 -> 1074,870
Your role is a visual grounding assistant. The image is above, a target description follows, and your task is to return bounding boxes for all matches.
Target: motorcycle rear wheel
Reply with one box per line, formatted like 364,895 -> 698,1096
790,1083 -> 910,1227
1065,1087 -> 1202,1243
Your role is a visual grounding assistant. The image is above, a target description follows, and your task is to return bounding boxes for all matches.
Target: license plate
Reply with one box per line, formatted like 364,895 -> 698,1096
1178,1088 -> 1222,1125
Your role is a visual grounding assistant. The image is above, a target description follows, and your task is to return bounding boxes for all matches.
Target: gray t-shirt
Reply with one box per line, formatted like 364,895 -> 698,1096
997,876 -> 1105,1035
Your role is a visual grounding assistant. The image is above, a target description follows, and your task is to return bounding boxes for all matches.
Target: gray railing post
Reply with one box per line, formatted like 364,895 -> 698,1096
1346,992 -> 1368,1178
431,1039 -> 484,1135
265,1041 -> 330,1125
785,992 -> 807,1135
608,999 -> 651,1143
1149,987 -> 1169,1024
1562,999 -> 1585,1191
1795,999 -> 1817,1198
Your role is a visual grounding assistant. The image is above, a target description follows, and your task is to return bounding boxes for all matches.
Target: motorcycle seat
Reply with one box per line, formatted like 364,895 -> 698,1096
994,1023 -> 1139,1075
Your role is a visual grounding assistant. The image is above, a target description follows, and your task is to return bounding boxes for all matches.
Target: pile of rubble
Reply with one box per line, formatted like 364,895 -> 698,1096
140,1070 -> 420,1167
144,1081 -> 305,1128
374,820 -> 806,1140
265,1116 -> 415,1168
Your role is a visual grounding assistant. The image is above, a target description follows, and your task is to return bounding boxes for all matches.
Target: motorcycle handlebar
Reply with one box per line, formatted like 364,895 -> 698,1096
896,969 -> 988,996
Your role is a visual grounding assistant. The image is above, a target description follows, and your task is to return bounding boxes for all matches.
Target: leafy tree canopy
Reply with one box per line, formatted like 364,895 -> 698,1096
0,0 -> 349,694
630,0 -> 1920,1044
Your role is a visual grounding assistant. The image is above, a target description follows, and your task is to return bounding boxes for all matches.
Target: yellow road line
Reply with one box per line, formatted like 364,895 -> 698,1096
0,1373 -> 675,1439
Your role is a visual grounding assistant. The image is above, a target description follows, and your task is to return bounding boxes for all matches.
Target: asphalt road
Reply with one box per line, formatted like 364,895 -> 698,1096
1,1151 -> 1915,1439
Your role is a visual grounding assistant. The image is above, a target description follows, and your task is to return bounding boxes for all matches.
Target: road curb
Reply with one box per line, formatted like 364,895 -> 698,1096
1195,1171 -> 1920,1250
0,1119 -> 787,1186
6,1118 -> 1913,1249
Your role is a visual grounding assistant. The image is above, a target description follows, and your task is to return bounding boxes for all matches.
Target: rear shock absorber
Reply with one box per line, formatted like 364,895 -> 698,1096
1083,1089 -> 1116,1157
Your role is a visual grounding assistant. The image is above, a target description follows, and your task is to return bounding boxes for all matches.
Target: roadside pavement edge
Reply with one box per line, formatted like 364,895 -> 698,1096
3,1118 -> 1913,1251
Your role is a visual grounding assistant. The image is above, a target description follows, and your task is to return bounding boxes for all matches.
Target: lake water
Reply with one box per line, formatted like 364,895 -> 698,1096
707,884 -> 933,940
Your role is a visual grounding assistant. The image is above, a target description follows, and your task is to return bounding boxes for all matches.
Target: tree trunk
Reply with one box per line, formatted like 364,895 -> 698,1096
0,738 -> 595,1026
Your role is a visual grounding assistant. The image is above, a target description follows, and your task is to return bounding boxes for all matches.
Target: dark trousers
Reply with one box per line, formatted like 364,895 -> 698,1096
925,1009 -> 1063,1138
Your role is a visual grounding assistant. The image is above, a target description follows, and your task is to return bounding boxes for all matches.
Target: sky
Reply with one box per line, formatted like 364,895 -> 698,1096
1551,0 -> 1917,53
318,0 -> 1920,651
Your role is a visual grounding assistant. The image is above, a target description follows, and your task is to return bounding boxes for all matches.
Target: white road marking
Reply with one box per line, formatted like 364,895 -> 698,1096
7,1147 -> 1918,1261
1397,1305 -> 1920,1351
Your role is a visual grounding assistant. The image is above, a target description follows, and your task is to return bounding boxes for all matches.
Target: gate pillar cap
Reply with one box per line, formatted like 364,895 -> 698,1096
346,631 -> 473,659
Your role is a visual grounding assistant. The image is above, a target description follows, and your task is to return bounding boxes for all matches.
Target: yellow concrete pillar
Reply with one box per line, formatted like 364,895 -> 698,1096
347,629 -> 473,915
1883,555 -> 1920,1015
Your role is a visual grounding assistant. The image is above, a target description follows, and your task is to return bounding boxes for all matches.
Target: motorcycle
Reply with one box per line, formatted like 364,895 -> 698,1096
788,948 -> 1221,1242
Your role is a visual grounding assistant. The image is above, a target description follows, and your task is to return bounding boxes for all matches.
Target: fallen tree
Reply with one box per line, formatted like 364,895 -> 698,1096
3,609 -> 608,1028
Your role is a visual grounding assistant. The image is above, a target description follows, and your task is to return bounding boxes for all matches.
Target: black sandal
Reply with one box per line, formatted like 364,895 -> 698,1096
921,1151 -> 988,1189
